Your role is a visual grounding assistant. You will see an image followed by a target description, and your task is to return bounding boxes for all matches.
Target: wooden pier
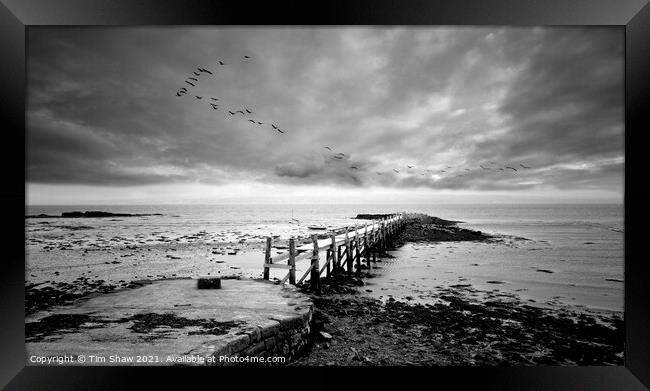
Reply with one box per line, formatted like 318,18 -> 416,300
262,213 -> 406,292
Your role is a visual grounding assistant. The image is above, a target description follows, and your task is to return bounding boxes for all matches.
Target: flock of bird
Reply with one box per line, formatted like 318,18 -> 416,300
319,144 -> 534,179
175,56 -> 286,134
174,54 -> 534,180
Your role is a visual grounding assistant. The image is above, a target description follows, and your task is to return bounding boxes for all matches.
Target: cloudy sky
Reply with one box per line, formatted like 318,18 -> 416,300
26,27 -> 623,204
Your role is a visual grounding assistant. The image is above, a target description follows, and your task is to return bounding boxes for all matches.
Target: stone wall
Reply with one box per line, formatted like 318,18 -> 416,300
186,301 -> 313,365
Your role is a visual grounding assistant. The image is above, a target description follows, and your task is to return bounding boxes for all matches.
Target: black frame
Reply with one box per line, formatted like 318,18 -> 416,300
2,0 -> 649,389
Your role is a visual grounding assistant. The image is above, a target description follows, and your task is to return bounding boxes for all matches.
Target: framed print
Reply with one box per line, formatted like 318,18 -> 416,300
2,0 -> 649,389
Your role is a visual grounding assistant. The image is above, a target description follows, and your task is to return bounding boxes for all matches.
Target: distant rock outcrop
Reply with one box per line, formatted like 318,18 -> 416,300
26,211 -> 163,218
355,214 -> 395,220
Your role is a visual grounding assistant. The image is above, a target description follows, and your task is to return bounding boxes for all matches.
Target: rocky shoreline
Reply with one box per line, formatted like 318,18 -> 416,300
290,214 -> 624,366
292,277 -> 623,366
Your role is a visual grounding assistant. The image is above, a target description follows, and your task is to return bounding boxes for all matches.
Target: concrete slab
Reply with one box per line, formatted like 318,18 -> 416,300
26,278 -> 312,366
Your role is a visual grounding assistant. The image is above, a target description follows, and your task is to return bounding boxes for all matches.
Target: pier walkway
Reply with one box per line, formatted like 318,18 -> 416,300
263,213 -> 407,291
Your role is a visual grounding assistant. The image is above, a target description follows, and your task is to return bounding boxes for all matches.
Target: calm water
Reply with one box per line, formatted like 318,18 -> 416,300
25,203 -> 624,312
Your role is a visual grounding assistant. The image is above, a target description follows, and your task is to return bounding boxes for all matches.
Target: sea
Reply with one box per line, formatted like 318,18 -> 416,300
25,203 -> 624,313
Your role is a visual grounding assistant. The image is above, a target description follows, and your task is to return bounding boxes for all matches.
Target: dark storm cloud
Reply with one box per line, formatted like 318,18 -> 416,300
27,27 -> 623,194
470,28 -> 623,168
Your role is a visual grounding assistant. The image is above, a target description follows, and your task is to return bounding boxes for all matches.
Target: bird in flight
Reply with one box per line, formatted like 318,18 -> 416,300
198,68 -> 213,75
407,165 -> 414,169
271,124 -> 278,129
393,169 -> 400,173
245,109 -> 253,114
218,61 -> 225,65
185,81 -> 195,87
276,129 -> 285,134
188,77 -> 198,82
193,71 -> 200,76
324,147 -> 332,150
520,164 -> 531,169
175,92 -> 183,97
505,166 -> 518,171
243,55 -> 251,59
257,121 -> 263,125
210,97 -> 218,101
195,96 -> 203,99
210,104 -> 218,110
350,166 -> 359,170
248,119 -> 256,123
228,111 -> 235,115
236,110 -> 245,115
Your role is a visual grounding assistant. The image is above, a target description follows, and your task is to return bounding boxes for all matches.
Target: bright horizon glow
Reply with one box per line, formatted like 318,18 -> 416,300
27,183 -> 623,205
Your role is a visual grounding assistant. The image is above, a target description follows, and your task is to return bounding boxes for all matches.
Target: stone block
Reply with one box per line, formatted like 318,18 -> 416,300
295,307 -> 312,326
277,330 -> 291,341
271,315 -> 304,331
239,326 -> 261,343
264,337 -> 277,350
242,340 -> 266,357
197,277 -> 221,289
226,333 -> 250,354
188,339 -> 232,359
259,320 -> 281,338
290,333 -> 303,348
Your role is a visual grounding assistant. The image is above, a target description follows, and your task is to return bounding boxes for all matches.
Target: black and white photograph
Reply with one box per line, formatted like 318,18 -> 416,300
24,26 -> 625,367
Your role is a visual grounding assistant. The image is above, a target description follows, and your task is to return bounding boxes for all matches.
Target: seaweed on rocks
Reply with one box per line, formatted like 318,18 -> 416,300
394,215 -> 491,245
25,280 -> 118,316
126,313 -> 244,336
293,286 -> 624,366
26,312 -> 245,342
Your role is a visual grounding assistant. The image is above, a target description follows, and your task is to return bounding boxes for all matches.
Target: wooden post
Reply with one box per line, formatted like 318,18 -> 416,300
354,225 -> 361,273
326,249 -> 331,278
364,224 -> 370,270
379,219 -> 386,254
372,238 -> 377,264
337,244 -> 342,270
368,225 -> 375,264
263,237 -> 272,280
384,219 -> 389,250
310,235 -> 320,292
344,227 -> 352,275
330,234 -> 337,275
386,219 -> 390,243
288,237 -> 296,285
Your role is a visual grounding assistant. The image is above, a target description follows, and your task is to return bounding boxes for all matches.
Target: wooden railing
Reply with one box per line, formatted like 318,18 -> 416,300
262,213 -> 407,291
